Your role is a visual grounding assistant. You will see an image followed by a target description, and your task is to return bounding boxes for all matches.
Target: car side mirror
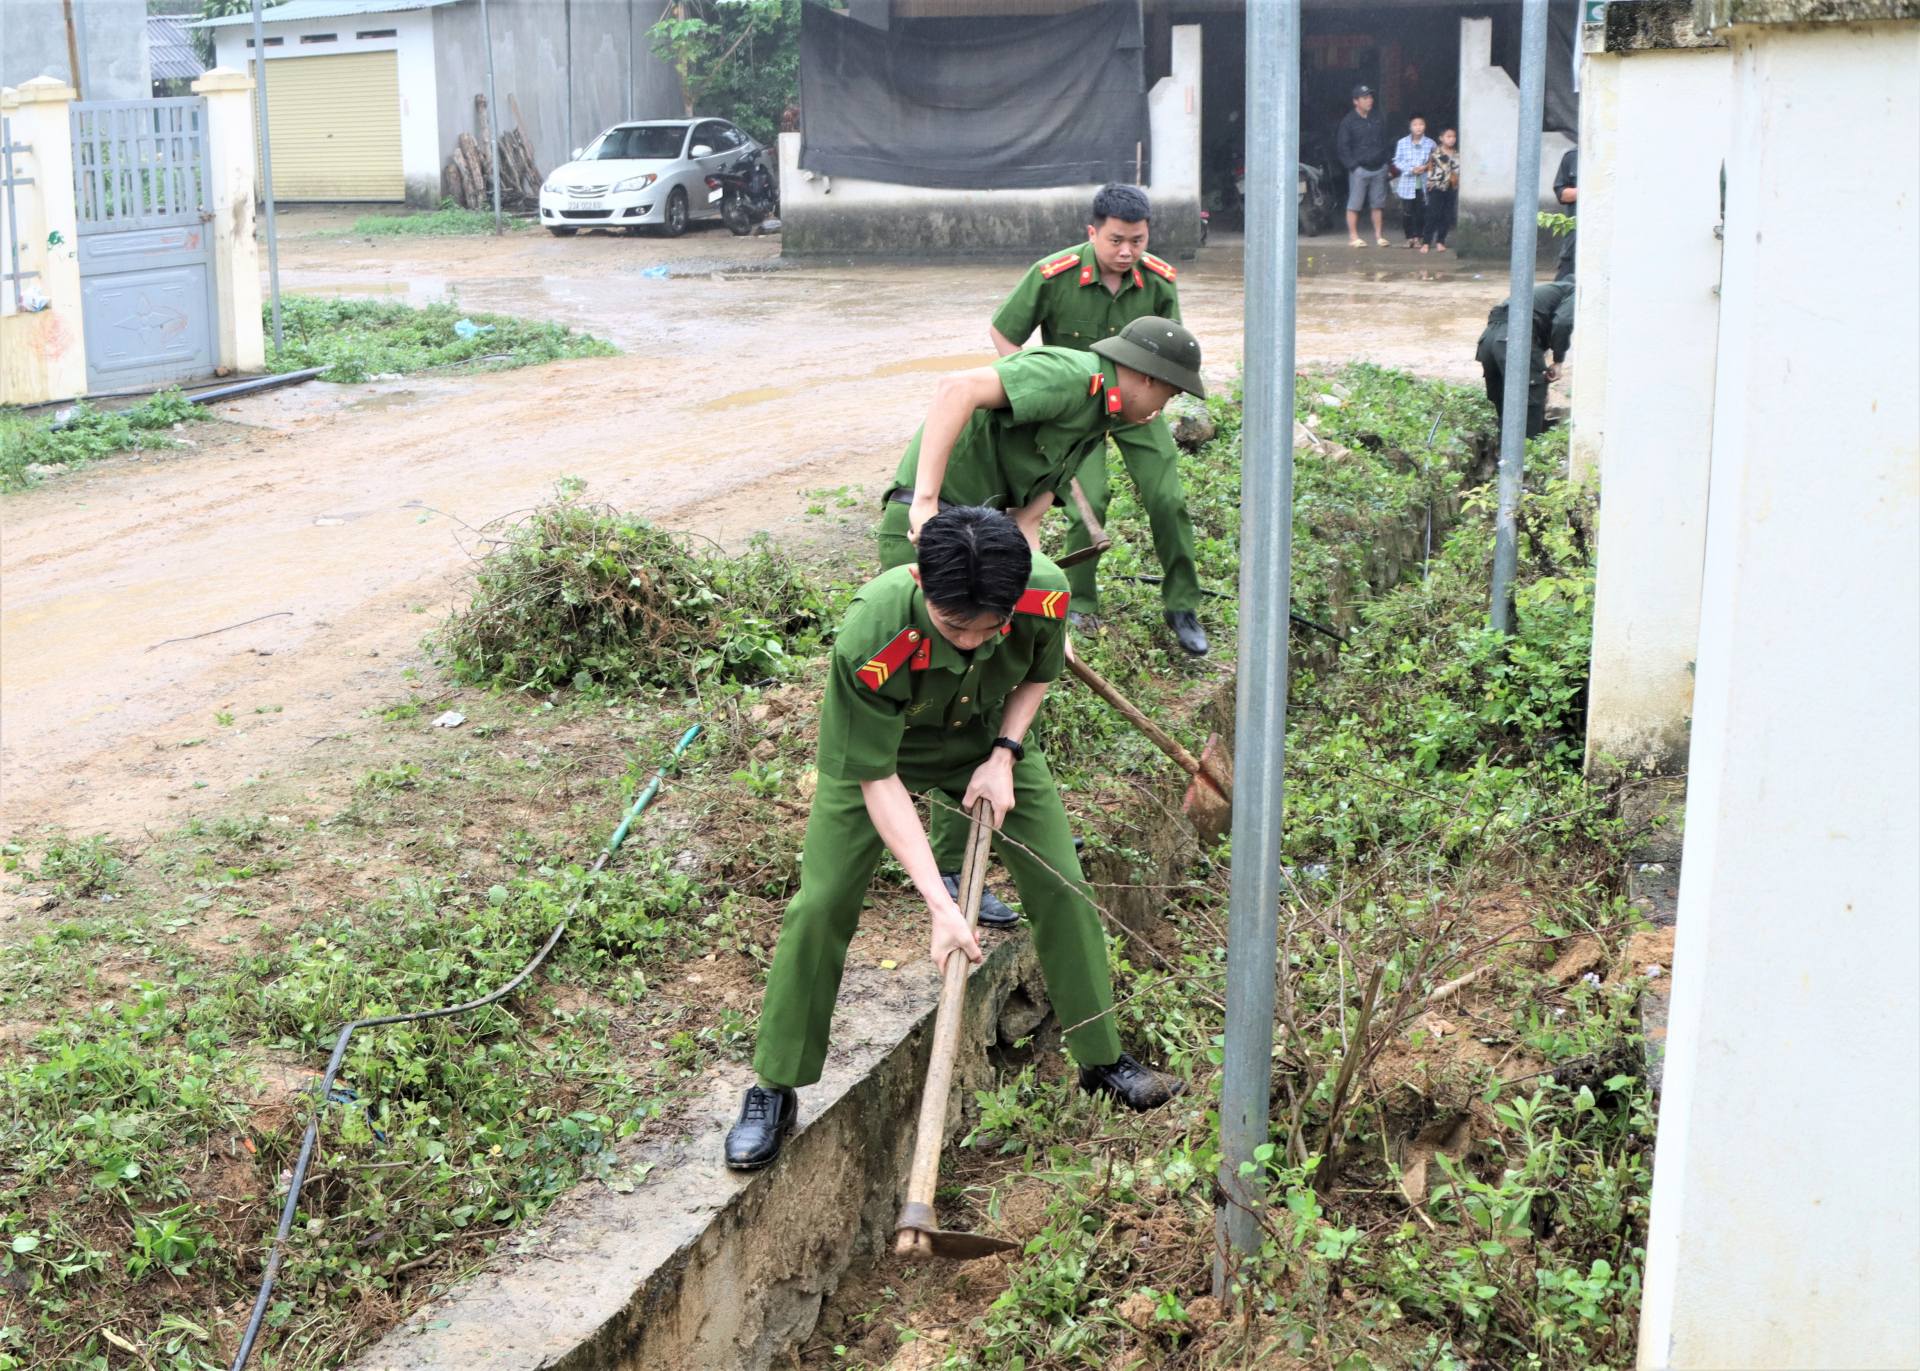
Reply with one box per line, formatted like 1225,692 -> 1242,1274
690,145 -> 713,159
572,148 -> 583,160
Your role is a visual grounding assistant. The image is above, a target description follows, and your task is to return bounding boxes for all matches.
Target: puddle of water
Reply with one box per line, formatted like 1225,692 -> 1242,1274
346,390 -> 418,413
867,353 -> 998,378
287,282 -> 413,296
706,355 -> 999,410
707,385 -> 795,410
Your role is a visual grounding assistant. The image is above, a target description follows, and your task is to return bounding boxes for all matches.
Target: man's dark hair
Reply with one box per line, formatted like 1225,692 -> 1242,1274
1090,183 -> 1151,227
917,507 -> 1031,621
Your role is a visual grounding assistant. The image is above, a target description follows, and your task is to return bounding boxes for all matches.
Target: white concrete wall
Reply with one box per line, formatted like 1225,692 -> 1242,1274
1458,16 -> 1574,251
781,24 -> 1202,258
1,0 -> 149,101
193,66 -> 266,375
212,9 -> 441,206
1577,45 -> 1732,776
1639,19 -> 1920,1371
0,76 -> 86,406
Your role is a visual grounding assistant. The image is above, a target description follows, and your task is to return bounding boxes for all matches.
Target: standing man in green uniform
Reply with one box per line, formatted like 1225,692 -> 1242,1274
989,184 -> 1210,656
726,508 -> 1184,1171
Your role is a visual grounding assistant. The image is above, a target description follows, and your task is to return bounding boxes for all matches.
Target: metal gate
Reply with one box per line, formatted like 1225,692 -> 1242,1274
71,98 -> 219,393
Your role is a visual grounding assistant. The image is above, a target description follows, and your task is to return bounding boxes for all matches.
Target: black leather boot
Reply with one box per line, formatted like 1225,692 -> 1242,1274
1079,1053 -> 1186,1112
724,1084 -> 798,1171
1164,610 -> 1209,656
942,872 -> 1019,928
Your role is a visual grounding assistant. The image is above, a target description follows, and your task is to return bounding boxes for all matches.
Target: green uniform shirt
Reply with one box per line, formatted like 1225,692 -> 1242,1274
991,240 -> 1183,352
889,348 -> 1128,510
815,560 -> 1070,784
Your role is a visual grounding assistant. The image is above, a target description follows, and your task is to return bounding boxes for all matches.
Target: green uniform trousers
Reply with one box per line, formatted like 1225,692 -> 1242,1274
751,746 -> 1122,1089
1060,417 -> 1201,616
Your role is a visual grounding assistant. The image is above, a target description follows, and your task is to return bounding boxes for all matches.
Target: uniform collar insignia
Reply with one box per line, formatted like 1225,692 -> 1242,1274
1142,253 -> 1177,281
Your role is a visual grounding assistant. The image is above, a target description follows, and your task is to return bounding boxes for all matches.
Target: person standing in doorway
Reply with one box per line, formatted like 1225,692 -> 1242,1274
1392,115 -> 1436,248
1424,127 -> 1461,253
1552,147 -> 1578,280
1337,85 -> 1393,248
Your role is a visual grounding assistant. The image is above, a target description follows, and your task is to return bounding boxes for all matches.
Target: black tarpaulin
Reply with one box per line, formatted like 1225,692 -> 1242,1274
797,0 -> 1147,191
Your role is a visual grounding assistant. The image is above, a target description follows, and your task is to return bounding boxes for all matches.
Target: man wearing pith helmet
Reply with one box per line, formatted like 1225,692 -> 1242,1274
874,316 -> 1205,929
727,507 -> 1185,1172
990,183 -> 1212,657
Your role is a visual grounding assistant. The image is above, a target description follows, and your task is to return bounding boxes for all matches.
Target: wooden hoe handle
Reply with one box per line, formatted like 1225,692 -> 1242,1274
896,799 -> 993,1256
1053,478 -> 1114,569
1065,655 -> 1233,802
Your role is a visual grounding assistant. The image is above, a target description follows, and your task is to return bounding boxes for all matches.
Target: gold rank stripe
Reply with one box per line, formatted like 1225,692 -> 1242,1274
1014,588 -> 1069,619
1039,252 -> 1082,279
1142,253 -> 1176,281
855,626 -> 925,690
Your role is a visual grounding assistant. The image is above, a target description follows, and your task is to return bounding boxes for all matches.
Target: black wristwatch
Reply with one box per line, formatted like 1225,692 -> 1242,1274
991,736 -> 1026,762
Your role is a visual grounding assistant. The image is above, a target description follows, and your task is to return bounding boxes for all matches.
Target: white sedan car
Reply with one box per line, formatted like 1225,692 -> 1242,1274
538,118 -> 767,238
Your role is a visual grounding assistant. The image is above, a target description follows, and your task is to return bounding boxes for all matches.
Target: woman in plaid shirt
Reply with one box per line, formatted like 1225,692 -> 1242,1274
1392,116 -> 1438,248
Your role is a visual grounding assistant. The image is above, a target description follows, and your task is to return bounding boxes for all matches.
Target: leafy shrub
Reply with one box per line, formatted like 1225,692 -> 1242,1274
432,479 -> 837,692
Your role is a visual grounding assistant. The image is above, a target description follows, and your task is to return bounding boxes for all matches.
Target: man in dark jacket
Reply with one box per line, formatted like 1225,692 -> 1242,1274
1336,85 -> 1393,247
1553,148 -> 1578,281
1477,279 -> 1575,439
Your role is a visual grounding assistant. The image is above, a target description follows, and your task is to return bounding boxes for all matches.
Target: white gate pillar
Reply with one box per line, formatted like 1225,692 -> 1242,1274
0,76 -> 85,406
192,66 -> 265,375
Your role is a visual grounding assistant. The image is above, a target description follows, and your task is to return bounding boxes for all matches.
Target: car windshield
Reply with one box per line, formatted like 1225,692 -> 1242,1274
585,125 -> 685,161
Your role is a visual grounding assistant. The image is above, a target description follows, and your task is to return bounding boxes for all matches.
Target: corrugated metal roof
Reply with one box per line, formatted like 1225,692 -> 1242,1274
189,0 -> 459,28
147,16 -> 206,80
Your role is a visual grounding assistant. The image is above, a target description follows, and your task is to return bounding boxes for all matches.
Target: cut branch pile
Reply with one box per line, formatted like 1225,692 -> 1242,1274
443,95 -> 544,211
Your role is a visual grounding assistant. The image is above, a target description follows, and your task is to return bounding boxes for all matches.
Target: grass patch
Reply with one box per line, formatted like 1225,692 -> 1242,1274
0,389 -> 204,491
431,478 -> 843,694
265,296 -> 617,384
350,202 -> 529,237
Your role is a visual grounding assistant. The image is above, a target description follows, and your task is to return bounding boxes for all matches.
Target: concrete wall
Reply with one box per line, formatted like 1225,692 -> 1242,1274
194,67 -> 266,375
0,76 -> 86,406
1576,24 -> 1732,778
1457,15 -> 1573,258
1638,15 -> 1920,1370
1,0 -> 149,101
430,0 -> 680,193
781,23 -> 1202,259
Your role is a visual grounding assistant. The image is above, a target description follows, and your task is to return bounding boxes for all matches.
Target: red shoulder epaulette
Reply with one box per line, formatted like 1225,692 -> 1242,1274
1087,369 -> 1120,413
1142,253 -> 1177,281
854,626 -> 931,690
1039,251 -> 1082,280
1015,588 -> 1069,620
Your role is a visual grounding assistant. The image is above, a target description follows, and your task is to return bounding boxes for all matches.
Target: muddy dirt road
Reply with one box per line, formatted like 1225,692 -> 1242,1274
2,214 -> 1515,840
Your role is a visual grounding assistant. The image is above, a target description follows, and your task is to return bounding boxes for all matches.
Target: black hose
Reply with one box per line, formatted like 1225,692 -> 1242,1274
228,724 -> 702,1371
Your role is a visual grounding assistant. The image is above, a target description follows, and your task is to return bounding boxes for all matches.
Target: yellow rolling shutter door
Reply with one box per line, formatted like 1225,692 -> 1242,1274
251,51 -> 403,201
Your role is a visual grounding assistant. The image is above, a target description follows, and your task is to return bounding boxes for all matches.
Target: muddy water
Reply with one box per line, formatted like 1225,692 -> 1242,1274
1,213 -> 1522,840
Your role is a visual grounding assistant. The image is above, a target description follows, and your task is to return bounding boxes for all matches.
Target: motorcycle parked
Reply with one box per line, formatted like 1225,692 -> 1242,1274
705,148 -> 781,236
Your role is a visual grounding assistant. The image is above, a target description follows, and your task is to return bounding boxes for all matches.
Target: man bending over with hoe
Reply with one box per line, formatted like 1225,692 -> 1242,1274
726,507 -> 1183,1171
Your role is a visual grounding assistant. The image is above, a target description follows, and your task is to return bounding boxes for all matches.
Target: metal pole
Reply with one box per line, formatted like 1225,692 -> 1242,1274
62,0 -> 84,99
1219,0 -> 1299,1267
253,0 -> 283,352
480,0 -> 503,234
564,0 -> 575,156
627,0 -> 636,123
1490,0 -> 1549,633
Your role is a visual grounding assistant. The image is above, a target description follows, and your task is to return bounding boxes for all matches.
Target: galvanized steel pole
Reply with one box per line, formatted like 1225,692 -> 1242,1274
253,0 -> 283,351
1219,0 -> 1300,1266
481,0 -> 503,234
1490,0 -> 1550,633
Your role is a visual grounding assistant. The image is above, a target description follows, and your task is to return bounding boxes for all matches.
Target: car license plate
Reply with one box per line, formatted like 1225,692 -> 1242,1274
568,198 -> 601,211
707,188 -> 724,203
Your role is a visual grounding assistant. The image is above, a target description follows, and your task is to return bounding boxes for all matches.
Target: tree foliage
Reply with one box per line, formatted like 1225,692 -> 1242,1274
648,0 -> 800,144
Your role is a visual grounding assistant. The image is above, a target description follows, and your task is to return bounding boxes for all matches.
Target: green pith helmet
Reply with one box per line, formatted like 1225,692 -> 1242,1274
1091,316 -> 1206,399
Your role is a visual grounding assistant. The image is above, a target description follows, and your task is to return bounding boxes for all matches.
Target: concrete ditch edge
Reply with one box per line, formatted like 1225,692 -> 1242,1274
351,928 -> 1049,1371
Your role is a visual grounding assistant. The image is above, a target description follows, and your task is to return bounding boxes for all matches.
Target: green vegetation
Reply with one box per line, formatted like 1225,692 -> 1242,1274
349,202 -> 529,237
430,478 -> 840,693
0,389 -> 204,491
650,0 -> 800,144
3,363 -> 1651,1370
266,297 -> 618,384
